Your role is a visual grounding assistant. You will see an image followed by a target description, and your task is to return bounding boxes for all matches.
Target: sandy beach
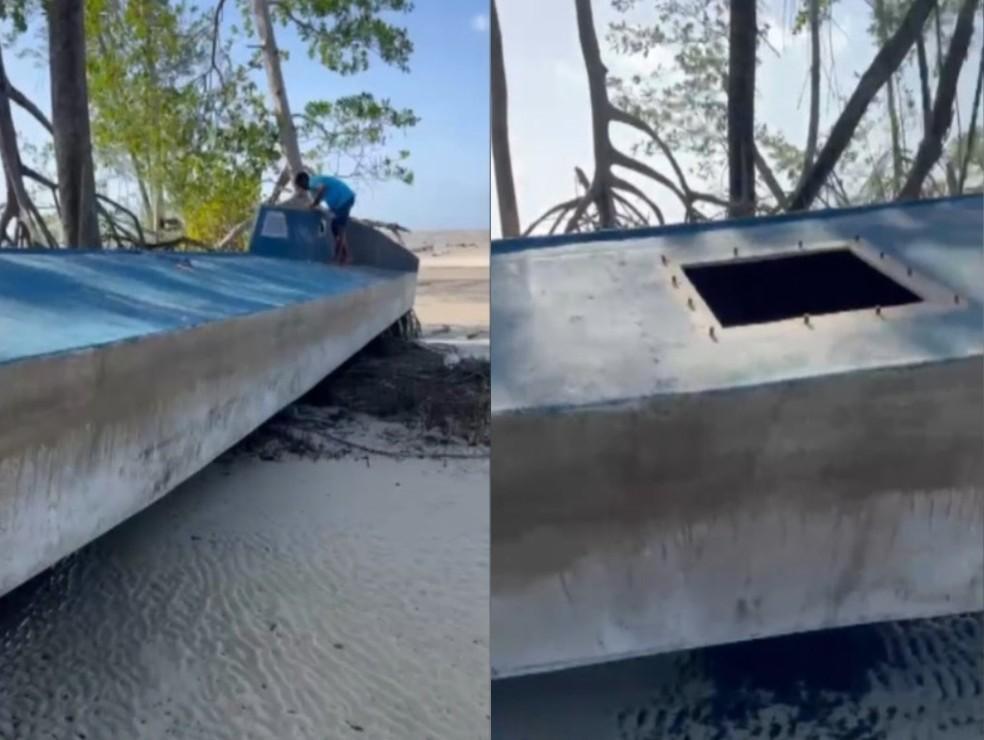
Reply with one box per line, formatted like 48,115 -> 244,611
0,441 -> 488,739
0,229 -> 491,739
402,229 -> 489,347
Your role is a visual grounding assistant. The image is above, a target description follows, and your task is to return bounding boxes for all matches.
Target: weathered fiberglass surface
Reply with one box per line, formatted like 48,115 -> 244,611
492,195 -> 983,413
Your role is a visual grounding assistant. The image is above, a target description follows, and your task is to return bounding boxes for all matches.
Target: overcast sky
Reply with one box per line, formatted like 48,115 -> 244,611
3,1 -> 491,230
492,0 -> 983,238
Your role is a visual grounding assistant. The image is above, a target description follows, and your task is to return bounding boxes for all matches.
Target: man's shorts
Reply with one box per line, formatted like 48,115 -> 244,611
330,195 -> 356,237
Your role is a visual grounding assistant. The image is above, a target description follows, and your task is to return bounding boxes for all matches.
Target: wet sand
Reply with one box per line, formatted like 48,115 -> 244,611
0,229 -> 491,739
0,439 -> 488,739
493,614 -> 983,739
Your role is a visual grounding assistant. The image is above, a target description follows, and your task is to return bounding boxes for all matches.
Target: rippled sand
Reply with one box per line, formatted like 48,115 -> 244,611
0,424 -> 489,739
493,614 -> 983,739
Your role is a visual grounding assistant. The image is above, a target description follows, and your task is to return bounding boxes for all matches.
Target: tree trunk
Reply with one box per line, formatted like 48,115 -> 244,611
0,46 -> 54,246
803,0 -> 820,176
727,0 -> 756,217
530,0 -> 701,232
788,0 -> 934,211
47,0 -> 101,247
574,0 -> 616,228
899,0 -> 979,199
886,75 -> 904,191
130,152 -> 153,225
491,1 -> 520,237
958,40 -> 984,193
916,33 -> 933,134
251,0 -> 304,178
874,0 -> 904,194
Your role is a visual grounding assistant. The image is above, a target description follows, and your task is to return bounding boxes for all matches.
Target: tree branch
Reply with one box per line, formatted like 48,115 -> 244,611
958,37 -> 984,193
607,104 -> 692,198
916,32 -> 933,135
788,0 -> 935,210
8,83 -> 53,134
899,0 -> 979,199
611,189 -> 649,226
523,197 -> 580,236
96,193 -> 145,245
610,148 -> 688,206
753,143 -> 788,210
611,175 -> 664,224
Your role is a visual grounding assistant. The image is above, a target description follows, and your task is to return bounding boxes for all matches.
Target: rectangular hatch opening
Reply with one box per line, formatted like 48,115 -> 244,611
681,248 -> 922,328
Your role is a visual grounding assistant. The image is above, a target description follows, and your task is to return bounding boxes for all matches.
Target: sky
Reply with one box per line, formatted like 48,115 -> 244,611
492,0 -> 983,238
3,0 -> 491,231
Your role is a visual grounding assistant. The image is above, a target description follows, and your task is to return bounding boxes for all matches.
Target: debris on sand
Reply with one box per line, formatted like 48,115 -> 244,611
227,336 -> 490,462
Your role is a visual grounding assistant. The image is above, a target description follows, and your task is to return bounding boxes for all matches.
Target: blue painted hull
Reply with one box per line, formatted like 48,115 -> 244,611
0,210 -> 418,597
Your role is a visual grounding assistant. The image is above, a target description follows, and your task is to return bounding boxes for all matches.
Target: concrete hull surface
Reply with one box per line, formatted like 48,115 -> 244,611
0,220 -> 417,598
491,196 -> 984,678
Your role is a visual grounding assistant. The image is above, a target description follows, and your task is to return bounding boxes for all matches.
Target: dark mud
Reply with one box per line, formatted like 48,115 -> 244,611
492,613 -> 984,739
226,335 -> 490,463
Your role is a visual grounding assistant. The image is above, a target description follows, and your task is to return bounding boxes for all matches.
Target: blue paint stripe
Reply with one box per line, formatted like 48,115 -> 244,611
0,251 -> 407,366
492,194 -> 984,255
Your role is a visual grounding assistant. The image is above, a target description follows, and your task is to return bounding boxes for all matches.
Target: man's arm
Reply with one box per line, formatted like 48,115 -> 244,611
309,185 -> 326,209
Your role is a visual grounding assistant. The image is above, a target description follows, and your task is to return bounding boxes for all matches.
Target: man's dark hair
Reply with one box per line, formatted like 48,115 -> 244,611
294,171 -> 310,190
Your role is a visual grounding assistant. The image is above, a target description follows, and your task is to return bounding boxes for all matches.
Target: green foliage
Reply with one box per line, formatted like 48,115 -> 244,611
791,0 -> 835,34
85,0 -> 280,245
238,0 -> 419,188
181,171 -> 260,249
947,128 -> 984,190
7,0 -> 418,245
609,0 -> 978,210
0,0 -> 31,33
167,69 -> 280,248
608,0 -> 732,191
297,92 -> 418,183
239,0 -> 414,74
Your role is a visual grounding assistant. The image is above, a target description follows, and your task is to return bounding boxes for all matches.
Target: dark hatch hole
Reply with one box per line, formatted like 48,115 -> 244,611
681,248 -> 921,328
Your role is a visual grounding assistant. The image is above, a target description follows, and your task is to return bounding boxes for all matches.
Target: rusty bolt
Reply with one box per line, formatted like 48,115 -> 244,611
671,275 -> 679,288
709,326 -> 717,341
687,297 -> 695,310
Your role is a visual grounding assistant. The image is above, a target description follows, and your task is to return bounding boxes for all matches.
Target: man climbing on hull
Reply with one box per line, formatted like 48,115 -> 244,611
294,171 -> 356,264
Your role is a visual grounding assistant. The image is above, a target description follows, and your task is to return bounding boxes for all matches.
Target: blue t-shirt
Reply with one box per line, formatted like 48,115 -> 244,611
309,175 -> 355,211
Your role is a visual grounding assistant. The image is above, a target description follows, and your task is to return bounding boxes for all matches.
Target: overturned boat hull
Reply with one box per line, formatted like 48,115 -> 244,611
491,195 -> 984,678
0,210 -> 417,597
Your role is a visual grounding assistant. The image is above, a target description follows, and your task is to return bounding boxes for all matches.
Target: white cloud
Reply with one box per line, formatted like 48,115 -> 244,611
471,13 -> 490,32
